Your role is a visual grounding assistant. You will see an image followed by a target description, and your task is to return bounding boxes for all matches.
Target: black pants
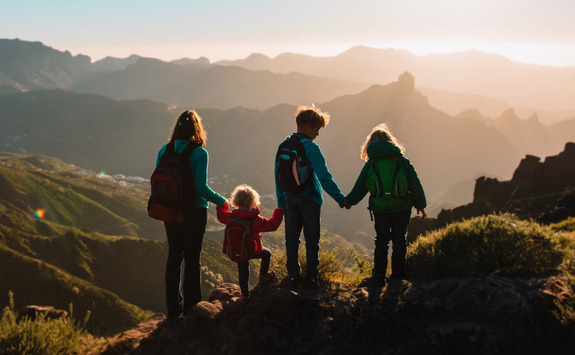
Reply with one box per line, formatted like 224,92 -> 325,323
164,208 -> 207,317
237,247 -> 272,296
373,210 -> 411,278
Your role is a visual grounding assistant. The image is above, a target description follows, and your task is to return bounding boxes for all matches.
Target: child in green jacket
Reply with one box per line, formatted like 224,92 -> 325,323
345,124 -> 426,287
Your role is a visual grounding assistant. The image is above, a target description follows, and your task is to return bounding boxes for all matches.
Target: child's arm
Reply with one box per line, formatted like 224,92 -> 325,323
307,143 -> 346,206
252,208 -> 284,233
404,158 -> 427,210
345,162 -> 370,206
216,202 -> 232,225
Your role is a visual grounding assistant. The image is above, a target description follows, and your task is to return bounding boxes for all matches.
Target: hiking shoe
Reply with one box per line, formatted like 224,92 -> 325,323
358,276 -> 386,288
389,273 -> 406,281
166,314 -> 183,327
259,271 -> 276,283
286,274 -> 302,286
307,277 -> 320,288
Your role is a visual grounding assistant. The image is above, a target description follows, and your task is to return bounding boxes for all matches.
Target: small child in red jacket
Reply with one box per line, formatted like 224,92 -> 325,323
217,184 -> 284,301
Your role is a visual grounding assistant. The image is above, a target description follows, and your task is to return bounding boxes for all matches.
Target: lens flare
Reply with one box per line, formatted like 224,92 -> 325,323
98,171 -> 106,178
34,209 -> 46,218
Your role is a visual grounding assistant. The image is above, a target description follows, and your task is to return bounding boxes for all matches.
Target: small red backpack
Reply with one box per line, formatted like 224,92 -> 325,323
223,216 -> 259,262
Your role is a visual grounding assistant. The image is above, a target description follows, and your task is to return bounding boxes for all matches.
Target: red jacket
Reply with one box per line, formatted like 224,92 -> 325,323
216,203 -> 284,255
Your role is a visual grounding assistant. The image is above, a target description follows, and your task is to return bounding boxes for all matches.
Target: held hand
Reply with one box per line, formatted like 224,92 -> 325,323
341,200 -> 352,210
416,209 -> 427,219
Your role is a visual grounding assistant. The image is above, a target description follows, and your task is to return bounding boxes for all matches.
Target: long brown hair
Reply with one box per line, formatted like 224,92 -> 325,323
169,109 -> 207,147
360,123 -> 405,161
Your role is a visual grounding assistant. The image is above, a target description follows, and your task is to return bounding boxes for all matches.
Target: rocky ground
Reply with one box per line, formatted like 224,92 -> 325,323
92,272 -> 575,355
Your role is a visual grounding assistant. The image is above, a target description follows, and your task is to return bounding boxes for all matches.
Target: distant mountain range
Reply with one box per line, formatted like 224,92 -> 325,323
217,46 -> 575,118
2,38 -> 575,237
2,39 -> 575,122
0,39 -> 369,110
3,72 -> 575,239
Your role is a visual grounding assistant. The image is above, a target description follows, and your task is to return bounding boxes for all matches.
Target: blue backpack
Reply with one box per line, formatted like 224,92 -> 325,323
275,135 -> 312,193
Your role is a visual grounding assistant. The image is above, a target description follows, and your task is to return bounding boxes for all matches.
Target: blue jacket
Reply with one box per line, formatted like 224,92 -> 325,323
275,133 -> 346,208
156,140 -> 226,208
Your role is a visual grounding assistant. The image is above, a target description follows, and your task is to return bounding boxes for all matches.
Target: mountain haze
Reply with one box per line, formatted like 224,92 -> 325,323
3,73 -> 575,238
0,38 -> 91,93
3,39 -> 575,122
218,45 -> 575,114
0,39 -> 369,110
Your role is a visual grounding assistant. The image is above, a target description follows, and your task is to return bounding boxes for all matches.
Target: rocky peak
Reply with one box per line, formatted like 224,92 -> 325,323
397,71 -> 415,91
429,142 -> 575,228
496,108 -> 519,122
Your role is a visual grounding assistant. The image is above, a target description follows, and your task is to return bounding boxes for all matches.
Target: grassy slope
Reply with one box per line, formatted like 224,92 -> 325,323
0,152 -> 238,335
0,243 -> 150,336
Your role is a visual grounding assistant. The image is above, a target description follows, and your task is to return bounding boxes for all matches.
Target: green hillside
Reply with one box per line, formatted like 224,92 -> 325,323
0,152 -> 238,335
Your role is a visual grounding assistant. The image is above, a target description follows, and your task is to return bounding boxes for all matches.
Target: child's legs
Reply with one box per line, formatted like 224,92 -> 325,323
300,199 -> 321,280
252,248 -> 272,276
285,195 -> 303,276
389,210 -> 411,278
373,213 -> 393,277
237,261 -> 250,296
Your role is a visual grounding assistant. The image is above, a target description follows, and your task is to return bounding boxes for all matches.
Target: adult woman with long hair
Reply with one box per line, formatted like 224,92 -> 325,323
155,109 -> 226,321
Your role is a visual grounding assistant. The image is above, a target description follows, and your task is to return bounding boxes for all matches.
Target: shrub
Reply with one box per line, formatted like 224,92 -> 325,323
0,291 -> 103,355
549,217 -> 575,233
406,214 -> 564,280
270,244 -> 366,283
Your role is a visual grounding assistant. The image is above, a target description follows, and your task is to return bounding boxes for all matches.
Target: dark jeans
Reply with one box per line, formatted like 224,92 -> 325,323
237,247 -> 271,296
164,208 -> 207,317
373,210 -> 411,278
285,194 -> 321,279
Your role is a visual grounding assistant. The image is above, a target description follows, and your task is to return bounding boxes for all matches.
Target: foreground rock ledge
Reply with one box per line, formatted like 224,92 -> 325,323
95,274 -> 575,355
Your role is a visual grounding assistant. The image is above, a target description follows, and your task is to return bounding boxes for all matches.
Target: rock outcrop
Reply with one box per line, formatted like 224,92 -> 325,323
409,142 -> 575,239
94,275 -> 575,354
17,305 -> 68,322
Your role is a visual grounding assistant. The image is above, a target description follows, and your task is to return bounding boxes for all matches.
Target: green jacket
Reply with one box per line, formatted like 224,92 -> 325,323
345,141 -> 426,214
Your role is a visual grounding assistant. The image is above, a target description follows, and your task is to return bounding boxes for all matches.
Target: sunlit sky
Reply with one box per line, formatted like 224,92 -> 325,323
2,0 -> 575,67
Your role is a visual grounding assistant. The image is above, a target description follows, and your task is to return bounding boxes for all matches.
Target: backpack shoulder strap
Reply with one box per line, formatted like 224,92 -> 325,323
370,159 -> 383,198
163,141 -> 176,156
290,134 -> 311,144
181,142 -> 198,157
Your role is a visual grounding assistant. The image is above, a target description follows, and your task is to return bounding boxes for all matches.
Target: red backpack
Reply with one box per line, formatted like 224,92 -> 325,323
147,141 -> 197,223
222,216 -> 258,262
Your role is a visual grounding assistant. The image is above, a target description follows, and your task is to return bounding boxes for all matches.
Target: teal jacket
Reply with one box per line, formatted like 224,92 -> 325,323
345,141 -> 426,214
275,133 -> 346,208
156,140 -> 226,208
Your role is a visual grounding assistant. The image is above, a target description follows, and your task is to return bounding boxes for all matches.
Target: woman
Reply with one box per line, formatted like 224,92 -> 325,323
156,109 -> 226,320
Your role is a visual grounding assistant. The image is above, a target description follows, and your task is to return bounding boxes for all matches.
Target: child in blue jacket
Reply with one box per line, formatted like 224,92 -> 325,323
275,105 -> 348,287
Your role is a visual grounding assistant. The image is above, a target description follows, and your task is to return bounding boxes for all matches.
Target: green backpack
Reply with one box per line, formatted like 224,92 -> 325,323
367,156 -> 408,211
